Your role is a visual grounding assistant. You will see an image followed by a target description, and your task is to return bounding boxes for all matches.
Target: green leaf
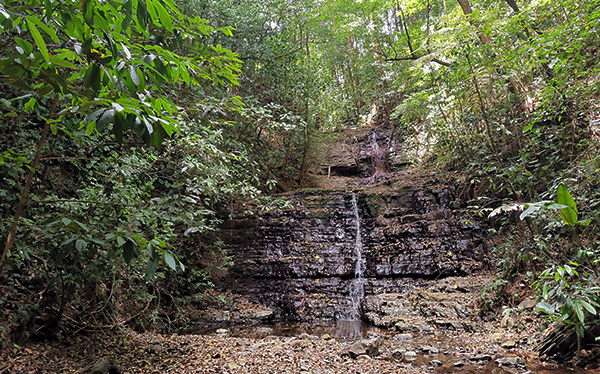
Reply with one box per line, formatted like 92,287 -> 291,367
86,121 -> 96,136
29,15 -> 59,43
122,239 -> 136,264
81,0 -> 95,27
49,55 -> 77,69
575,304 -> 585,324
24,97 -> 36,113
130,65 -> 140,86
145,0 -> 158,23
75,238 -> 88,251
581,300 -> 597,315
145,256 -> 159,281
113,111 -> 126,143
536,301 -> 556,315
164,251 -> 177,270
26,17 -> 49,62
15,37 -> 34,56
557,184 -> 578,225
153,0 -> 172,32
84,63 -> 101,92
96,108 -> 115,133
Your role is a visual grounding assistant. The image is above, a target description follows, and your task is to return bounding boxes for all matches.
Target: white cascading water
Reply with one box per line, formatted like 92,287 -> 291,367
348,193 -> 365,320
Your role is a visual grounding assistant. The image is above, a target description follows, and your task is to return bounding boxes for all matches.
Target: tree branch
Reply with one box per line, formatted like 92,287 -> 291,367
385,55 -> 451,67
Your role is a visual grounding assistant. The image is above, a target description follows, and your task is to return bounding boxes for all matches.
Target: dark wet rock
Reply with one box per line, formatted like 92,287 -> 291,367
420,345 -> 439,354
391,349 -> 405,359
219,184 -> 487,322
495,356 -> 525,368
79,357 -> 120,374
320,127 -> 406,178
469,354 -> 492,361
341,338 -> 380,358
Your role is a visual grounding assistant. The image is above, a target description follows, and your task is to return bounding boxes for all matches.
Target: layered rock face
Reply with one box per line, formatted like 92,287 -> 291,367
321,127 -> 407,177
219,185 -> 487,322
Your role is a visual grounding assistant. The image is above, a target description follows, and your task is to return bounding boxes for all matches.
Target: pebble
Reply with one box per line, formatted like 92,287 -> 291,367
501,340 -> 517,349
429,359 -> 443,367
225,362 -> 240,370
495,356 -> 525,368
393,333 -> 413,341
404,351 -> 418,361
420,345 -> 439,354
215,328 -> 229,336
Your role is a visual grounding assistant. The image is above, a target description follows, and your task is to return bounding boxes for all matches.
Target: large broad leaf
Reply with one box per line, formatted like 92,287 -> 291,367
122,239 -> 136,264
557,184 -> 578,225
145,256 -> 159,281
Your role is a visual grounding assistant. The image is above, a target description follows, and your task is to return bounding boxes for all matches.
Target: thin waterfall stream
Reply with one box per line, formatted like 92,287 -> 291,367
347,193 -> 365,320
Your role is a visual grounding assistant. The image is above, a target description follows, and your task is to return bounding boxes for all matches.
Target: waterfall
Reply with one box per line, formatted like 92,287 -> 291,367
370,131 -> 388,176
348,193 -> 365,320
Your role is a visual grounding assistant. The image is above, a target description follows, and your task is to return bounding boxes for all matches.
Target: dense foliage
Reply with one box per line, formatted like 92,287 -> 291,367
1,0 -> 600,354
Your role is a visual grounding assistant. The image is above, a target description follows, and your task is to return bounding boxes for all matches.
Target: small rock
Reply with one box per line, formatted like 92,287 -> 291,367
215,328 -> 229,336
453,361 -> 466,367
291,339 -> 313,349
321,334 -> 332,340
356,354 -> 372,361
429,359 -> 443,367
253,326 -> 273,335
501,340 -> 517,349
495,356 -> 525,368
404,351 -> 418,361
254,310 -> 274,319
236,338 -> 251,346
391,349 -> 405,359
225,362 -> 240,370
393,333 -> 413,341
468,354 -> 492,361
299,333 -> 318,340
518,298 -> 537,310
79,357 -> 120,374
420,345 -> 439,354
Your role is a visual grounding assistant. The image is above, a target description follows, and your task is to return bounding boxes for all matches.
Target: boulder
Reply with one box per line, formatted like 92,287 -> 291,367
341,338 -> 380,358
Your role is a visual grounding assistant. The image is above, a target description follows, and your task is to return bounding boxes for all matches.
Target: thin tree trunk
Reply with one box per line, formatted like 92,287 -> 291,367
1,97 -> 58,274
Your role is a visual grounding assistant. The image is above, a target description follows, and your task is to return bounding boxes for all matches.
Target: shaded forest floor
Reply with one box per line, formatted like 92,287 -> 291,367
2,275 -> 595,373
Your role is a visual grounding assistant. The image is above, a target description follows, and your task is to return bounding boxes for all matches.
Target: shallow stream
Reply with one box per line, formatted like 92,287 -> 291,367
203,321 -> 593,374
